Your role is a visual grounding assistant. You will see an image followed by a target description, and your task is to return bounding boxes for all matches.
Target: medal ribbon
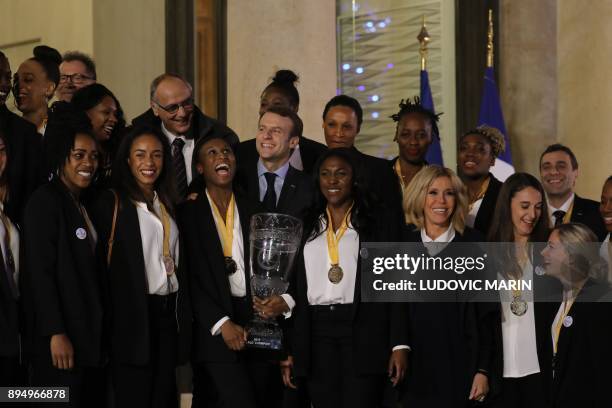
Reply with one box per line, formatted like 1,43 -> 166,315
325,203 -> 354,267
552,298 -> 575,355
468,176 -> 490,211
159,201 -> 173,261
210,193 -> 235,258
394,160 -> 406,190
562,200 -> 574,224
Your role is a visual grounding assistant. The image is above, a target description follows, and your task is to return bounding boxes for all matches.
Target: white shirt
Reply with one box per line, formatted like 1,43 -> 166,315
207,191 -> 295,335
466,198 -> 484,229
135,194 -> 179,295
161,123 -> 195,184
304,217 -> 359,305
548,193 -> 574,227
421,225 -> 456,255
0,204 -> 19,291
500,260 -> 541,378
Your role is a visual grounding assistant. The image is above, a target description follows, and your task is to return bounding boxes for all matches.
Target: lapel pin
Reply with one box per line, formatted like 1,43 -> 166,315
76,227 -> 87,240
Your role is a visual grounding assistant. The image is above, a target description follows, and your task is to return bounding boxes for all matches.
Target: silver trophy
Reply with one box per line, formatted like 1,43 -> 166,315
246,213 -> 302,350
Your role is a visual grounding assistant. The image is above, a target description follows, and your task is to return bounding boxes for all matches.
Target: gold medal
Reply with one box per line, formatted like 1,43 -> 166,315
328,264 -> 344,284
225,257 -> 237,275
163,256 -> 175,276
510,295 -> 528,316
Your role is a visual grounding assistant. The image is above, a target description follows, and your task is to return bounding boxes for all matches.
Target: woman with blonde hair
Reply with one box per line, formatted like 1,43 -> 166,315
540,222 -> 612,407
400,165 -> 499,407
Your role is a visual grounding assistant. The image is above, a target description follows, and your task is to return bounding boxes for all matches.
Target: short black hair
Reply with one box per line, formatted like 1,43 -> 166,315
262,69 -> 300,109
540,143 -> 578,170
261,105 -> 303,139
390,96 -> 441,140
322,95 -> 363,131
62,51 -> 97,80
44,101 -> 96,178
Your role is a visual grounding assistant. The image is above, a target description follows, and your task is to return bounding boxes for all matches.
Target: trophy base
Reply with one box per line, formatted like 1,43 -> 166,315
246,318 -> 283,351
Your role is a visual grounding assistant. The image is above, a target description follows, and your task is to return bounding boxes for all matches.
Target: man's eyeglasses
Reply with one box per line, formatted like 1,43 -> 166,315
59,73 -> 94,84
153,98 -> 194,115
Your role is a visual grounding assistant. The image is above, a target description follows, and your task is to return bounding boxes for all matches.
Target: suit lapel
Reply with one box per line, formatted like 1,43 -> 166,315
277,165 -> 298,212
236,195 -> 252,299
116,199 -> 148,293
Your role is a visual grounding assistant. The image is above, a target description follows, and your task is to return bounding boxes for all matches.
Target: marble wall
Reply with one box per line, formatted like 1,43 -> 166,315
500,0 -> 611,200
226,0 -> 337,142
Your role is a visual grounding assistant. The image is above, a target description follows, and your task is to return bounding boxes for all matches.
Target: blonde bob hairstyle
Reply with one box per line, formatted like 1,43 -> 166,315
403,165 -> 468,234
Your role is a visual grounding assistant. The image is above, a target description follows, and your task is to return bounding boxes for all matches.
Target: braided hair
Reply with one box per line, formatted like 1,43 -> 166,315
390,96 -> 441,140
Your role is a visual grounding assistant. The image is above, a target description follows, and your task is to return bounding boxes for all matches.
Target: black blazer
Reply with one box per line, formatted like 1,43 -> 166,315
352,148 -> 403,221
132,106 -> 239,180
291,212 -> 407,377
571,195 -> 607,241
21,180 -> 105,367
92,189 -> 191,366
538,279 -> 612,408
0,105 -> 43,225
473,174 -> 503,236
235,135 -> 327,176
234,162 -> 313,220
400,227 -> 500,406
0,216 -> 19,357
178,191 -> 257,363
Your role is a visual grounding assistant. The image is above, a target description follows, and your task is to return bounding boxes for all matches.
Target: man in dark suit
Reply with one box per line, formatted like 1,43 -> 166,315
0,51 -> 42,224
321,95 -> 402,218
132,73 -> 238,200
539,144 -> 607,240
235,106 -> 313,220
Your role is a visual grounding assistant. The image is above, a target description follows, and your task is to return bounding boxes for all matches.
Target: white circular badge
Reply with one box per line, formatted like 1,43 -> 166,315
563,315 -> 573,328
76,227 -> 87,240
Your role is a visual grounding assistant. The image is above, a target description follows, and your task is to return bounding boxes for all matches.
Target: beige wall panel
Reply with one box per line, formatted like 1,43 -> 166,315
93,0 -> 165,121
499,0 -> 557,179
557,0 -> 612,199
226,0 -> 337,141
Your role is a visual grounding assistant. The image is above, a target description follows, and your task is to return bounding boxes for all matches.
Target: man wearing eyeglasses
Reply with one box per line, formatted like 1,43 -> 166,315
133,73 -> 238,201
56,51 -> 96,102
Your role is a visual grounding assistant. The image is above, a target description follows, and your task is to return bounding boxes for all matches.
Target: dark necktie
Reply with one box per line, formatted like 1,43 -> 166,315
263,172 -> 278,211
172,138 -> 188,199
553,210 -> 566,227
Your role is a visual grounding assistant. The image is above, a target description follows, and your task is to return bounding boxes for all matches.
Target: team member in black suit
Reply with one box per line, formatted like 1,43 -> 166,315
285,148 -> 408,408
487,173 -> 552,408
389,96 -> 438,191
322,95 -> 401,217
600,176 -> 612,279
92,126 -> 191,408
0,130 -> 22,385
0,51 -> 43,224
181,136 -> 288,408
236,69 -> 327,175
21,104 -> 106,407
235,106 -> 313,220
400,165 -> 498,407
539,144 -> 606,240
540,223 -> 612,407
133,73 -> 238,200
458,125 -> 505,236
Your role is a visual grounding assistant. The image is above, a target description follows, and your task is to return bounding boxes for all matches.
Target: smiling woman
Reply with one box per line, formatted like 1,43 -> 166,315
21,102 -> 107,407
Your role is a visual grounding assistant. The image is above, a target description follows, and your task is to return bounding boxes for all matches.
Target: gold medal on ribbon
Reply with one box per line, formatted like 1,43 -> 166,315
328,264 -> 344,284
325,203 -> 354,285
159,202 -> 176,277
510,294 -> 528,316
209,192 -> 237,276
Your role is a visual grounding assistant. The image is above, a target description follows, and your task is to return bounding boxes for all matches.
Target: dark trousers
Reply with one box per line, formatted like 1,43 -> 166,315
0,355 -> 21,386
192,296 -> 283,408
307,305 -> 385,408
30,349 -> 106,408
112,294 -> 178,408
489,373 -> 547,408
